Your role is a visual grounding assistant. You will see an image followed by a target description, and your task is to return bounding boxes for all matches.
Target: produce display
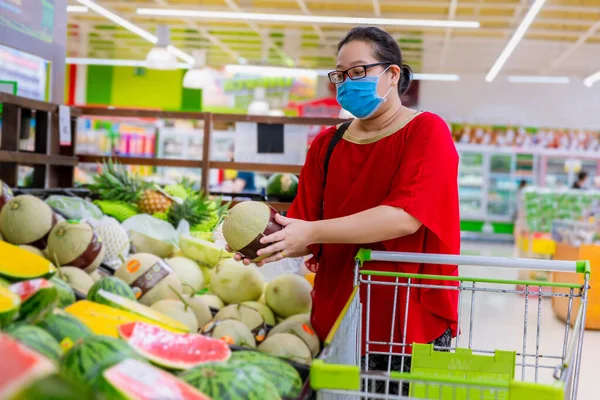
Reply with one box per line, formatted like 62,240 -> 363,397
0,175 -> 318,399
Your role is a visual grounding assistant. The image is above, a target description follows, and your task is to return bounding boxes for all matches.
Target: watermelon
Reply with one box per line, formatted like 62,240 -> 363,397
103,358 -> 211,400
0,334 -> 56,399
50,277 -> 76,308
180,361 -> 281,400
118,322 -> 231,370
36,311 -> 93,352
229,351 -> 302,398
61,336 -> 145,390
10,279 -> 58,323
87,277 -> 136,307
0,284 -> 20,327
5,324 -> 63,362
9,374 -> 97,400
266,173 -> 298,197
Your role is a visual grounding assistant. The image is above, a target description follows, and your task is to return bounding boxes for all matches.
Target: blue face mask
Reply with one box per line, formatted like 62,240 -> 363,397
336,66 -> 393,119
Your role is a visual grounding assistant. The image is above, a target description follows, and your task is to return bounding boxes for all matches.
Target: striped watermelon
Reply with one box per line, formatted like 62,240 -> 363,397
61,336 -> 145,389
36,311 -> 93,352
87,277 -> 136,307
50,277 -> 76,308
118,322 -> 231,370
0,334 -> 56,399
10,373 -> 97,400
229,351 -> 302,398
180,362 -> 281,400
5,324 -> 63,362
103,358 -> 211,400
10,279 -> 58,324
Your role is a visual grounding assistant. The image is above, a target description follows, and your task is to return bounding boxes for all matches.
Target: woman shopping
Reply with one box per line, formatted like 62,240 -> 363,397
232,26 -> 460,393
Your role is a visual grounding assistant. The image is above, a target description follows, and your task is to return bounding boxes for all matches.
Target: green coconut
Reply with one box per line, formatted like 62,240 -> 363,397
268,319 -> 320,357
209,319 -> 256,348
221,201 -> 282,262
166,257 -> 205,294
197,293 -> 224,310
59,266 -> 95,295
114,253 -> 182,306
151,299 -> 198,333
257,333 -> 313,365
19,245 -> 47,259
46,221 -> 106,274
129,231 -> 177,258
0,195 -> 56,247
265,274 -> 312,318
211,259 -> 264,304
183,293 -> 213,328
242,301 -> 276,326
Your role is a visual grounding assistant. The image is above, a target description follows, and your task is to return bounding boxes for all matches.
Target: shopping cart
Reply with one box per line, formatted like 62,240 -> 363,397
310,250 -> 590,399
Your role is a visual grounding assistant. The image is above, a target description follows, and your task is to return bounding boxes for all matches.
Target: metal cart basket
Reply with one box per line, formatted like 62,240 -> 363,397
310,249 -> 590,400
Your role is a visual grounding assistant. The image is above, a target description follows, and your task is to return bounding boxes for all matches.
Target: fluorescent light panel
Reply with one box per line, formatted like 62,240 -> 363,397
136,8 -> 480,29
67,57 -> 191,69
584,71 -> 600,88
485,0 -> 547,82
508,75 -> 570,84
413,73 -> 460,81
75,0 -> 193,64
67,5 -> 88,13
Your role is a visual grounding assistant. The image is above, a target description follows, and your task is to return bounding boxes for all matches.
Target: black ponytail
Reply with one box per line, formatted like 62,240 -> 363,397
338,26 -> 412,96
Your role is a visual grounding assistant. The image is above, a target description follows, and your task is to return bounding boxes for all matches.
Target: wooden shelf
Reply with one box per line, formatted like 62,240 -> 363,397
0,151 -> 78,166
229,200 -> 291,212
78,107 -> 206,120
210,161 -> 301,174
78,154 -> 203,168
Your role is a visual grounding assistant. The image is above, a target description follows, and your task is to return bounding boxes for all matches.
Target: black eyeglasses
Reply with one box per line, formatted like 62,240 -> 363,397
328,62 -> 392,84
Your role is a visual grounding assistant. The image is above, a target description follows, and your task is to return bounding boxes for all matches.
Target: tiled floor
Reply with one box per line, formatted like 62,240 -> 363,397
459,242 -> 599,399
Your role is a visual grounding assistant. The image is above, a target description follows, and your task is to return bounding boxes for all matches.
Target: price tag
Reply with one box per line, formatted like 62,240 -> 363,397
59,105 -> 72,146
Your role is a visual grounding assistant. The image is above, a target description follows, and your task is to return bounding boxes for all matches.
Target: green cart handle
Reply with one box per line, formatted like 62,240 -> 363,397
355,249 -> 590,274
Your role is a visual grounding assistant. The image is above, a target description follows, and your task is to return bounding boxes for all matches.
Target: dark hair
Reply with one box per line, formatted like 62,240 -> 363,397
338,26 -> 412,96
518,180 -> 527,189
578,171 -> 589,181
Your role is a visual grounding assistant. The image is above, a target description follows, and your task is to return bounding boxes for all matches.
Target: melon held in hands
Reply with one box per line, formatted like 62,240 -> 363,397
265,274 -> 312,318
114,253 -> 182,306
0,195 -> 57,249
46,220 -> 106,274
222,201 -> 282,261
211,259 -> 264,304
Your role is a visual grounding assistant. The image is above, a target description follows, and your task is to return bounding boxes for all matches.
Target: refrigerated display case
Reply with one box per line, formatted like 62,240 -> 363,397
458,152 -> 485,219
540,155 -> 598,188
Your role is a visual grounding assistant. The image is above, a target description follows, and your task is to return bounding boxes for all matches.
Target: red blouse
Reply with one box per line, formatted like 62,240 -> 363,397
287,111 -> 460,353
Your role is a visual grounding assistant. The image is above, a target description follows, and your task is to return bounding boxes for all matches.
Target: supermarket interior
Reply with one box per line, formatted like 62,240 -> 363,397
1,0 -> 600,399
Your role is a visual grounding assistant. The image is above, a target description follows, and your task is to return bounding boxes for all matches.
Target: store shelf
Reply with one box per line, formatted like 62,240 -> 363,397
0,151 -> 78,166
78,154 -> 203,168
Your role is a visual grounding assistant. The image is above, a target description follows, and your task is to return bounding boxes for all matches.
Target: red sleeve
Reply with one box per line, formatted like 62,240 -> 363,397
287,127 -> 336,266
381,113 -> 460,255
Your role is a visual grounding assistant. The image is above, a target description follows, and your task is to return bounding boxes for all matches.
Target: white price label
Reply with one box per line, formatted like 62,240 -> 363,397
58,105 -> 72,146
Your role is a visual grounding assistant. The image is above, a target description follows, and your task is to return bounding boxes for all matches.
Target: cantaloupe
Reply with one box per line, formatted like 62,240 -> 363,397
166,257 -> 204,294
258,333 -> 312,365
0,195 -> 56,249
242,301 -> 276,326
114,253 -> 182,306
151,300 -> 198,333
268,319 -> 320,357
265,274 -> 312,318
211,260 -> 263,304
208,319 -> 256,348
214,304 -> 264,332
58,267 -> 95,295
46,221 -> 106,274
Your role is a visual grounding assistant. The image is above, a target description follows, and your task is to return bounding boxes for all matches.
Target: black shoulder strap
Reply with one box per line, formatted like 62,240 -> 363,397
323,121 -> 351,189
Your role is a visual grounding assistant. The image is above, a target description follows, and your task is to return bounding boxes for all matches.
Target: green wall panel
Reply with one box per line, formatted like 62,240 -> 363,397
86,65 -> 113,105
110,67 -> 184,110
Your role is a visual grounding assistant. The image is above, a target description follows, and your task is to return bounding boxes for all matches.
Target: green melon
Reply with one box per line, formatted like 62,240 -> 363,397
268,319 -> 320,357
151,300 -> 198,333
183,294 -> 213,328
266,173 -> 299,197
9,373 -> 97,400
46,221 -> 106,274
19,245 -> 47,258
129,231 -> 177,259
57,267 -> 95,296
6,324 -> 63,362
61,336 -> 144,390
229,350 -> 303,398
10,279 -> 58,324
258,333 -> 312,365
180,362 -> 280,400
241,301 -> 276,326
87,277 -> 136,307
265,274 -> 312,318
0,195 -> 56,248
211,259 -> 264,304
214,304 -> 265,332
205,319 -> 256,348
166,257 -> 205,294
197,293 -> 224,310
36,311 -> 93,352
50,277 -> 76,308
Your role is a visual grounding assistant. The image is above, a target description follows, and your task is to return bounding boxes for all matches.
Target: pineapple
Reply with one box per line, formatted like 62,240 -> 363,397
167,191 -> 214,229
88,159 -> 173,215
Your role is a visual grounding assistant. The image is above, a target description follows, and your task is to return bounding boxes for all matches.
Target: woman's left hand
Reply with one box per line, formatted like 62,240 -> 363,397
255,214 -> 314,266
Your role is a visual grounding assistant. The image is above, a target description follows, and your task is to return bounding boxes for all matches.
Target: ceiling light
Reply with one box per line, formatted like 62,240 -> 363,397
137,8 -> 480,29
225,64 -> 319,78
183,50 -> 212,89
66,57 -> 190,68
76,0 -> 193,64
413,73 -> 460,81
508,75 -> 570,84
485,0 -> 547,82
146,25 -> 178,70
67,5 -> 88,13
584,71 -> 600,88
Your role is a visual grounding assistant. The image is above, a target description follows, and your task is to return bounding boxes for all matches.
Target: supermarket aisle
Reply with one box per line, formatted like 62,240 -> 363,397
459,242 -> 599,399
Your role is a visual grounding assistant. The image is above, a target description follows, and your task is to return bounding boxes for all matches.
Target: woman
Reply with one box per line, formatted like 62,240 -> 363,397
234,26 -> 460,390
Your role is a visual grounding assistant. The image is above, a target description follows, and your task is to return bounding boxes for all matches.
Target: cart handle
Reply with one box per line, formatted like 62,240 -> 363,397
355,249 -> 590,274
